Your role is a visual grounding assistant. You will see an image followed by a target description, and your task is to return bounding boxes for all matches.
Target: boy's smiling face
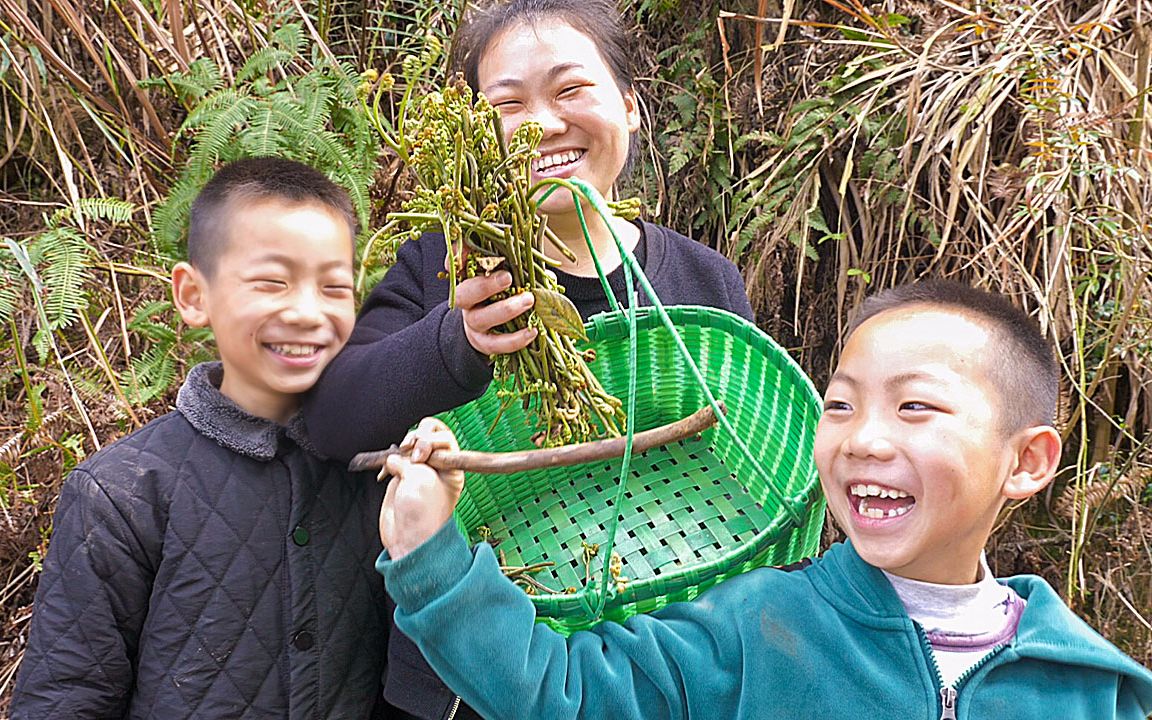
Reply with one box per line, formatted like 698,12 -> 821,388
173,198 -> 355,424
814,307 -> 1024,585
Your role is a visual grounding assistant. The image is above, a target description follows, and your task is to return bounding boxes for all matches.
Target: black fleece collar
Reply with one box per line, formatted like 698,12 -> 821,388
176,362 -> 320,461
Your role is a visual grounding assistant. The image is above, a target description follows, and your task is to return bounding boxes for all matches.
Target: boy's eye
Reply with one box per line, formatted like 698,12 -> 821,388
822,400 -> 851,413
325,284 -> 354,296
491,99 -> 522,111
900,401 -> 936,412
252,279 -> 287,290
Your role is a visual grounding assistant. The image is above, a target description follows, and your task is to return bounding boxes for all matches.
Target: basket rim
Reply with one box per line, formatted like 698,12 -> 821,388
582,304 -> 822,409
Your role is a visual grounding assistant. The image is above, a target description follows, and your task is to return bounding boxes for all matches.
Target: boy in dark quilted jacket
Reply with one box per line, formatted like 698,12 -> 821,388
11,158 -> 391,719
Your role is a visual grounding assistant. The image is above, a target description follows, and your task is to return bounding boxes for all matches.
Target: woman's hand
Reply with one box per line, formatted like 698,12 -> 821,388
380,418 -> 466,559
455,270 -> 538,355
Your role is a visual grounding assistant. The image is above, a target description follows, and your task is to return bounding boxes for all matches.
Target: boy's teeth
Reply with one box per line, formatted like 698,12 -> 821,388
857,497 -> 913,519
850,484 -> 910,499
269,343 -> 318,356
532,150 -> 582,172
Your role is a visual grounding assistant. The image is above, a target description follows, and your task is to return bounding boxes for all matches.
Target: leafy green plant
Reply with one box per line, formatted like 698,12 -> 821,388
144,23 -> 379,258
1,199 -> 134,361
351,0 -> 466,79
121,301 -> 214,405
638,29 -> 747,245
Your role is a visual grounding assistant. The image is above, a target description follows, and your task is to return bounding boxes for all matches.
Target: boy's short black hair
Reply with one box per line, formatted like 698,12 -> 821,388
846,279 -> 1059,432
188,157 -> 358,277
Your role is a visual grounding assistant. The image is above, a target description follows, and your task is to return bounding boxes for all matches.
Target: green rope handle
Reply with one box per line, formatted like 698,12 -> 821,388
534,182 -> 620,315
530,178 -> 804,623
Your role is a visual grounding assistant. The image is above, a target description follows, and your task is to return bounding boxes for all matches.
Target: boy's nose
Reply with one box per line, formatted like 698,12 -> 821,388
281,288 -> 324,326
844,416 -> 896,460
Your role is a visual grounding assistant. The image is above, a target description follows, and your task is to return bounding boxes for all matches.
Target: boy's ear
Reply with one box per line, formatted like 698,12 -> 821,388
1002,425 -> 1062,501
171,261 -> 210,328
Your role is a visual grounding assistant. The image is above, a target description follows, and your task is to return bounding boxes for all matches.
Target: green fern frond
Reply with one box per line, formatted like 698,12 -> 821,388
76,197 -> 136,224
237,46 -> 295,84
187,96 -> 260,165
240,103 -> 287,157
4,230 -> 93,362
270,23 -> 304,55
128,300 -> 180,338
34,227 -> 93,332
332,59 -> 362,89
130,319 -> 179,346
123,300 -> 214,403
177,88 -> 248,142
124,344 -> 177,405
0,256 -> 22,326
152,173 -> 209,257
156,24 -> 381,260
130,299 -> 176,319
295,79 -> 333,130
237,25 -> 303,84
735,211 -> 778,253
667,148 -> 691,176
44,198 -> 135,230
138,57 -> 223,104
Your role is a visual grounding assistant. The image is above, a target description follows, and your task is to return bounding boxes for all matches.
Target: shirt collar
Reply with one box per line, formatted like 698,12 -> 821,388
176,362 -> 319,461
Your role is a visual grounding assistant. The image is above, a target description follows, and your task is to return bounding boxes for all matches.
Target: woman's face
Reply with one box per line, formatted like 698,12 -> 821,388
477,20 -> 640,218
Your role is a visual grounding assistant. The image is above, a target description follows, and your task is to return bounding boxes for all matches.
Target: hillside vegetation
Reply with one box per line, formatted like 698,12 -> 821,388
1,0 -> 1149,709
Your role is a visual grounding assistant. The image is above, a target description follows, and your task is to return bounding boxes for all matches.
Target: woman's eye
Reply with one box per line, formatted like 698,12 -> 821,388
558,84 -> 586,99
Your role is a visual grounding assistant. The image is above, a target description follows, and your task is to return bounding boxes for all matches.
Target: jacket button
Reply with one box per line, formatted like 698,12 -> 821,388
291,525 -> 310,546
292,630 -> 314,651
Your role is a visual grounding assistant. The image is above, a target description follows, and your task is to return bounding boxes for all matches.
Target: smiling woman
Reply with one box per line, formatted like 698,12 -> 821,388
301,3 -> 756,717
475,22 -> 640,249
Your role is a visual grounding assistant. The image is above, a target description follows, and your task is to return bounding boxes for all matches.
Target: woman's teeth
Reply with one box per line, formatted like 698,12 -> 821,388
532,149 -> 583,172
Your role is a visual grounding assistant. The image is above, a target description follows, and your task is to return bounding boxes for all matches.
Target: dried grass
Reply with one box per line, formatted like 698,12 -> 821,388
0,0 -> 1149,710
731,0 -> 1152,664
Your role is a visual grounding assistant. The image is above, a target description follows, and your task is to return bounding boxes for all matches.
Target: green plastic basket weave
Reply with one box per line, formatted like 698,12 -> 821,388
441,304 -> 825,635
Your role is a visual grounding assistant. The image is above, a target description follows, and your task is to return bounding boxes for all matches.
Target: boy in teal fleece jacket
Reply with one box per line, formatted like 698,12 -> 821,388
375,280 -> 1152,719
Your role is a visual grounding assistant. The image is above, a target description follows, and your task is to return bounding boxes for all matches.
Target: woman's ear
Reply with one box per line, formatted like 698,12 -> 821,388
171,261 -> 210,328
623,85 -> 641,133
1003,425 -> 1062,500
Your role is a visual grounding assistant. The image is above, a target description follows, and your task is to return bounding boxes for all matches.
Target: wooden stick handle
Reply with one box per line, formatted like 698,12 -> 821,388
348,403 -> 724,474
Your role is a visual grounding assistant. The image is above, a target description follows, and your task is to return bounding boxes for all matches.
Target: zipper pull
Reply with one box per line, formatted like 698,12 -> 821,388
939,686 -> 957,720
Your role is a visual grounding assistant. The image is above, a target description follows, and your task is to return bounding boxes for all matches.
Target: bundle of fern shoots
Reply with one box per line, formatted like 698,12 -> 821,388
364,52 -> 626,446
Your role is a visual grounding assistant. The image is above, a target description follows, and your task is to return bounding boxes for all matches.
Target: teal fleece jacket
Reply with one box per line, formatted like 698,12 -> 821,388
378,522 -> 1152,720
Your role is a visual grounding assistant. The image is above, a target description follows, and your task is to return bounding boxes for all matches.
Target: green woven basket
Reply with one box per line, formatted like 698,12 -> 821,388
441,304 -> 825,635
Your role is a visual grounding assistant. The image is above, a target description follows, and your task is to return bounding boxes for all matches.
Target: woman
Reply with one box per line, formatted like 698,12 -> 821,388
306,0 -> 753,462
305,5 -> 754,716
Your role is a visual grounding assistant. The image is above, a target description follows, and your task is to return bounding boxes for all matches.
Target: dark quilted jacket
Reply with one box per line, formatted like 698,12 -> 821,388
11,363 -> 390,719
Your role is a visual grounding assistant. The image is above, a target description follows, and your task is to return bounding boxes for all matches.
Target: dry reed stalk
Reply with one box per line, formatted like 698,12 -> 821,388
729,1 -> 1151,614
1053,464 -> 1146,520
